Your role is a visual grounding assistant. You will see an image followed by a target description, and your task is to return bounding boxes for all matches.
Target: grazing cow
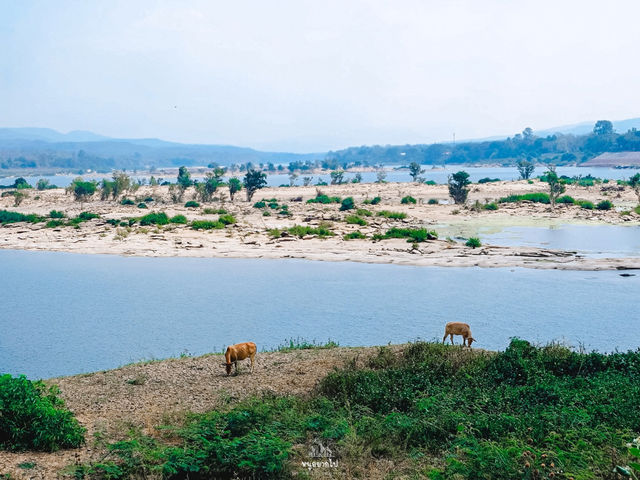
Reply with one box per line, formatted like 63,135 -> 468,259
442,322 -> 476,348
221,342 -> 257,375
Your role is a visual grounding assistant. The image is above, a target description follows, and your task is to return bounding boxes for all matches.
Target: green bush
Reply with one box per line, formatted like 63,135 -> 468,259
78,212 -> 99,221
374,227 -> 437,243
137,202 -> 147,209
218,214 -> 237,225
498,193 -> 550,204
139,212 -> 169,226
577,200 -> 594,210
49,210 -> 65,218
306,194 -> 341,204
596,200 -> 613,210
263,211 -> 271,216
169,214 -> 188,224
483,202 -> 498,210
377,210 -> 407,219
0,375 -> 85,451
191,220 -> 224,230
401,196 -> 417,204
356,208 -> 372,217
253,201 -> 267,208
0,210 -> 43,224
45,220 -> 65,228
465,237 -> 481,248
424,180 -> 437,185
339,197 -> 355,211
557,195 -> 575,204
478,177 -> 500,183
144,197 -> 154,203
120,198 -> 135,206
363,196 -> 381,205
184,201 -> 200,208
427,198 -> 438,205
635,205 -> 640,215
344,231 -> 366,240
345,215 -> 367,226
203,208 -> 227,215
287,225 -> 334,238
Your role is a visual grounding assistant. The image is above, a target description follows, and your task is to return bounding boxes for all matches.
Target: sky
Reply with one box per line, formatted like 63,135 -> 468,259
1,0 -> 640,152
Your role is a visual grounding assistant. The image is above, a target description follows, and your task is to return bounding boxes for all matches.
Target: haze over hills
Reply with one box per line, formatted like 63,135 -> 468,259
1,117 -> 640,173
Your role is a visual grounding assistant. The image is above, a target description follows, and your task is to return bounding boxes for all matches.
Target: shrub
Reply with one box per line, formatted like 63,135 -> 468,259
483,202 -> 498,210
478,177 -> 500,184
339,197 -> 355,211
635,205 -> 640,215
307,194 -> 341,204
401,196 -> 417,204
139,212 -> 169,226
356,208 -> 372,217
375,227 -> 437,242
465,237 -> 481,248
267,228 -> 282,238
557,195 -> 575,204
448,171 -> 471,204
169,215 -> 188,224
287,225 -> 334,238
191,220 -> 224,230
345,215 -> 367,226
120,198 -> 135,206
144,197 -> 154,203
184,201 -> 200,208
424,180 -> 437,185
577,200 -> 594,210
263,211 -> 271,216
498,193 -> 550,204
253,201 -> 267,208
137,202 -> 147,209
45,220 -> 65,228
427,198 -> 438,205
344,231 -> 366,240
377,210 -> 407,219
218,214 -> 237,225
0,375 -> 85,451
363,196 -> 381,205
596,200 -> 613,210
49,210 -> 65,218
203,208 -> 227,215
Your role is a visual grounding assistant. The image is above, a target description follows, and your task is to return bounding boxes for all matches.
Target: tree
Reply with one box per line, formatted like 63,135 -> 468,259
36,178 -> 50,190
289,173 -> 298,187
303,176 -> 313,186
522,127 -> 533,138
111,171 -> 132,199
68,177 -> 97,202
376,169 -> 387,183
177,166 -> 192,188
516,159 -> 535,180
243,169 -> 267,202
593,120 -> 614,136
629,173 -> 640,204
544,165 -> 565,210
330,170 -> 345,185
228,177 -> 242,201
448,171 -> 471,204
195,172 -> 222,203
408,162 -> 425,182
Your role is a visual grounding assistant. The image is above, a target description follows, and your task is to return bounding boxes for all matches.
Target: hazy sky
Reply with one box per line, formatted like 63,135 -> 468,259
1,0 -> 639,152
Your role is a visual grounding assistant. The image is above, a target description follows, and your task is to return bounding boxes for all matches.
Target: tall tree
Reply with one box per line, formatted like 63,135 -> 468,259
448,171 -> 471,204
243,169 -> 267,201
544,165 -> 565,210
516,159 -> 535,180
228,177 -> 242,202
593,120 -> 614,136
408,162 -> 425,182
177,166 -> 192,188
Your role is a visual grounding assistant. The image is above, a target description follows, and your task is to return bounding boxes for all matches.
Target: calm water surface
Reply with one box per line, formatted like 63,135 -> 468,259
1,166 -> 637,188
0,250 -> 638,379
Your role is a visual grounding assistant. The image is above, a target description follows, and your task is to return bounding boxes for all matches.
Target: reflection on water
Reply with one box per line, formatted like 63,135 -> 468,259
1,250 -> 638,379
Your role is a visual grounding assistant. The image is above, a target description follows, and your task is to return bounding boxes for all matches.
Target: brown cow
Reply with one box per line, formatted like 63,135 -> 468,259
442,322 -> 476,347
221,342 -> 257,375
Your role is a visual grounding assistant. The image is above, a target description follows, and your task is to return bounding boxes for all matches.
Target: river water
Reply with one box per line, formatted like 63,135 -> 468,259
0,250 -> 637,379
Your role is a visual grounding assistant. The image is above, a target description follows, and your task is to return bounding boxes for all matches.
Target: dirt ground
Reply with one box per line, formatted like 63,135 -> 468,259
0,346 -> 397,479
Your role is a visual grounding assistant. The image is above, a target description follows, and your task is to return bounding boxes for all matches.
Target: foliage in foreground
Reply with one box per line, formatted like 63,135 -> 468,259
0,375 -> 85,451
374,227 -> 438,242
74,339 -> 640,479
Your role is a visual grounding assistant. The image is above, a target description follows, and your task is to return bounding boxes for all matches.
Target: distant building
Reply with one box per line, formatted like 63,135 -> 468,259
582,152 -> 640,167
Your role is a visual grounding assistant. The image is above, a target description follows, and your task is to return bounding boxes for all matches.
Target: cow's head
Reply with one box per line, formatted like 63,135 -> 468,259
467,337 -> 476,348
221,362 -> 232,375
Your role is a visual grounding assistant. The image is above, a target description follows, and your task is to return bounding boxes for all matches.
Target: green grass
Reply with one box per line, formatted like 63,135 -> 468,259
577,200 -> 595,210
191,220 -> 225,230
184,200 -> 200,208
465,237 -> 481,248
343,230 -> 366,240
45,219 -> 65,228
498,192 -> 550,204
377,210 -> 407,219
169,214 -> 188,224
344,215 -> 367,226
356,208 -> 372,217
401,195 -> 416,204
483,202 -> 498,210
0,210 -> 43,225
275,337 -> 340,352
74,339 -> 640,479
363,196 -> 381,205
218,214 -> 237,225
138,212 -> 169,226
596,200 -> 613,210
306,194 -> 341,204
287,224 -> 334,238
203,208 -> 227,215
49,210 -> 65,218
373,227 -> 437,242
557,195 -> 575,204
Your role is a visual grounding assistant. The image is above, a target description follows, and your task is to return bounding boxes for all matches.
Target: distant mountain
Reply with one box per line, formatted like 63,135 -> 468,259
0,128 -> 323,171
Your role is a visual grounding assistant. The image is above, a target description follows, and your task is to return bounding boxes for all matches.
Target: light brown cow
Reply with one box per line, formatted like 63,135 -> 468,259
442,322 -> 476,347
221,342 -> 257,375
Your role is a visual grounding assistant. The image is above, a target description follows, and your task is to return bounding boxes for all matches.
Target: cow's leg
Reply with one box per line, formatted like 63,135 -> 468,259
442,333 -> 447,344
449,334 -> 454,345
234,360 -> 238,375
250,353 -> 255,373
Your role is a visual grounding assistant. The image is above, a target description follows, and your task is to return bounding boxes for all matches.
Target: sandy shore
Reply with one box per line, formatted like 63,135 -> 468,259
1,180 -> 640,270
